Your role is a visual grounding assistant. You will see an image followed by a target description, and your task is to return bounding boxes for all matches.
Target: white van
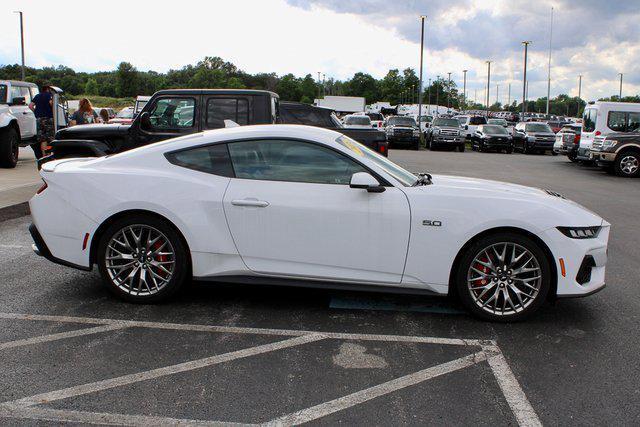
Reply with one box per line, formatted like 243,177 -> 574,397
578,101 -> 640,161
455,115 -> 488,139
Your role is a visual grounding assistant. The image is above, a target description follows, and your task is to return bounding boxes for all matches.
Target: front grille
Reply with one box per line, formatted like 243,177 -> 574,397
440,129 -> 458,136
394,129 -> 413,136
535,136 -> 555,143
576,255 -> 596,285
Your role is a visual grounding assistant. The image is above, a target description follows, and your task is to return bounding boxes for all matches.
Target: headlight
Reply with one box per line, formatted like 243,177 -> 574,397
557,226 -> 601,239
602,139 -> 619,149
413,129 -> 420,136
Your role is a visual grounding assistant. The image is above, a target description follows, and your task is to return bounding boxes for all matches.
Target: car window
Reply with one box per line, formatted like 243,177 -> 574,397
149,98 -> 195,129
583,108 -> 596,132
607,111 -> 627,132
367,113 -> 383,121
19,86 -> 32,103
0,85 -> 6,103
345,116 -> 371,125
482,125 -> 508,134
525,123 -> 553,133
9,85 -> 21,102
628,112 -> 640,132
166,143 -> 234,177
227,139 -> 367,185
433,118 -> 459,127
117,108 -> 134,119
388,117 -> 416,126
469,116 -> 487,125
206,97 -> 250,129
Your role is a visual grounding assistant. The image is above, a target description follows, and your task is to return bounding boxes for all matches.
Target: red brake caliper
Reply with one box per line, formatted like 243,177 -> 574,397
152,241 -> 168,279
472,256 -> 489,288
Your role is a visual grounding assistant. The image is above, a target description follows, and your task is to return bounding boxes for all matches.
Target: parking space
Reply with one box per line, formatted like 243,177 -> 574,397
0,149 -> 639,425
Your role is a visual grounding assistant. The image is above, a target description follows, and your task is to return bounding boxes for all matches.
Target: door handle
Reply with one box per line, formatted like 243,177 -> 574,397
22,111 -> 30,115
231,199 -> 269,208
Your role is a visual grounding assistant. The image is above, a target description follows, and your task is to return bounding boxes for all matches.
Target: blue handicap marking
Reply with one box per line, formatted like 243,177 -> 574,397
329,294 -> 466,315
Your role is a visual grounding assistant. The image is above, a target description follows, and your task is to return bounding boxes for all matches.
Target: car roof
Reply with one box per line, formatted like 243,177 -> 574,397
0,80 -> 38,87
152,89 -> 278,98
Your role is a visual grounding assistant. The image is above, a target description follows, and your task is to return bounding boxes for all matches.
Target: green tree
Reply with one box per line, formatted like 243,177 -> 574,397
115,62 -> 138,97
299,74 -> 318,102
402,68 -> 420,103
276,74 -> 302,101
84,78 -> 99,95
380,69 -> 403,104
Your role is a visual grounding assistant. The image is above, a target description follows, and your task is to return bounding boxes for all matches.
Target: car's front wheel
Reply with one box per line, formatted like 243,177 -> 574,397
97,214 -> 189,303
0,126 -> 19,169
455,232 -> 551,322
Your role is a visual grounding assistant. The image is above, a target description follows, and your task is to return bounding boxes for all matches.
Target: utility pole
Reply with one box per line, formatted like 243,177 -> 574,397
485,61 -> 492,115
447,72 -> 452,110
522,41 -> 531,118
418,15 -> 426,141
546,7 -> 554,115
578,74 -> 582,100
317,71 -> 321,98
619,73 -> 623,99
427,78 -> 431,113
322,73 -> 326,97
508,83 -> 511,108
496,84 -> 499,106
462,69 -> 468,112
435,75 -> 440,116
14,11 -> 25,80
474,88 -> 477,105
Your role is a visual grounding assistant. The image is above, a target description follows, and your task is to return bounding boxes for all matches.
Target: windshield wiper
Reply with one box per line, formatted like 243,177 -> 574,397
413,172 -> 433,186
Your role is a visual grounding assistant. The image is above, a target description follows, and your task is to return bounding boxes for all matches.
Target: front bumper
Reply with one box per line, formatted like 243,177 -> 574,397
538,223 -> 609,297
576,146 -> 592,161
591,150 -> 616,167
530,141 -> 555,151
432,136 -> 463,145
388,135 -> 419,144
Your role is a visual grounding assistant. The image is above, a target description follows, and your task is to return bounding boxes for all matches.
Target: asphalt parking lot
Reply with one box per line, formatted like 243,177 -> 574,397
1,149 -> 639,425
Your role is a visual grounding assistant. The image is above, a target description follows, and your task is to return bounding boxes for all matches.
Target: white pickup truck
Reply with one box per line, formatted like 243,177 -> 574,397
0,80 -> 38,168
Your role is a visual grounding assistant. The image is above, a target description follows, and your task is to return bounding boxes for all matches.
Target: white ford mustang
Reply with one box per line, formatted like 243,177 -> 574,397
29,125 -> 609,321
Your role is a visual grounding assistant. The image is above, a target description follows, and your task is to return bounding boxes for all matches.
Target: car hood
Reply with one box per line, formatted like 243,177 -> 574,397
409,174 -> 605,228
433,126 -> 459,131
528,132 -> 555,137
56,123 -> 130,140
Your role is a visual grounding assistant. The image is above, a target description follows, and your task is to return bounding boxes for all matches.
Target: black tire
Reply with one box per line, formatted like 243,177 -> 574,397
523,143 -> 530,155
0,126 -> 19,169
478,141 -> 486,152
614,151 -> 640,178
551,151 -> 558,156
458,144 -> 465,152
413,139 -> 420,151
506,147 -> 513,154
455,232 -> 551,322
97,214 -> 189,303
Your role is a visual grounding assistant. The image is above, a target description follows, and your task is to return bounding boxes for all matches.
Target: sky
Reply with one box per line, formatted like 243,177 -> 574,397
1,0 -> 637,103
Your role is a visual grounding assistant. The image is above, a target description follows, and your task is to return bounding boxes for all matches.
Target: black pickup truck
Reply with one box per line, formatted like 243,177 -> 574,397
42,89 -> 388,166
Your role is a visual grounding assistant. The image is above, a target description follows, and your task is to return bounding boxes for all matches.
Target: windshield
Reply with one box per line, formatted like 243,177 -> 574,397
344,116 -> 371,126
433,118 -> 460,127
469,116 -> 487,125
367,113 -> 383,121
336,135 -> 418,186
388,116 -> 416,127
525,123 -> 553,133
419,115 -> 433,122
116,108 -> 134,119
488,119 -> 507,126
0,85 -> 6,104
482,125 -> 508,134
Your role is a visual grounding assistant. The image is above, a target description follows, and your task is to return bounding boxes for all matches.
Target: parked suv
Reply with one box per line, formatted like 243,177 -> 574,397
426,117 -> 464,151
456,115 -> 487,139
384,116 -> 420,150
0,80 -> 37,168
578,101 -> 640,162
590,130 -> 640,177
513,122 -> 556,154
471,124 -> 513,153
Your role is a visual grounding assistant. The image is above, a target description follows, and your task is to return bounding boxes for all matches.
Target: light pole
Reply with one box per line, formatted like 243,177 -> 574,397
546,7 -> 554,115
447,72 -> 452,110
317,71 -> 322,98
462,69 -> 468,111
522,41 -> 531,118
578,74 -> 582,100
322,73 -> 326,97
427,78 -> 431,113
14,11 -> 25,81
435,75 -> 440,115
418,15 -> 426,142
496,84 -> 499,106
508,83 -> 511,109
618,73 -> 623,99
485,61 -> 492,115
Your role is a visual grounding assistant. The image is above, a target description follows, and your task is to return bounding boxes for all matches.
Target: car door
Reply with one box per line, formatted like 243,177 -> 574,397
9,85 -> 36,139
222,138 -> 411,284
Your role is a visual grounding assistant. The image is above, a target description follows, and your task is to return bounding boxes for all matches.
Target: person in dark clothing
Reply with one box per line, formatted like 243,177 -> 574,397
29,85 -> 54,159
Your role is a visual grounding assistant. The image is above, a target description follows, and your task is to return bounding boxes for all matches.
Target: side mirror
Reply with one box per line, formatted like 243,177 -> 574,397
11,96 -> 26,106
139,111 -> 152,130
350,172 -> 385,193
464,125 -> 469,130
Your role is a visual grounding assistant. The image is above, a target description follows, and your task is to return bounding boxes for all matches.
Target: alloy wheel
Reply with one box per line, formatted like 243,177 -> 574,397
466,242 -> 542,316
620,155 -> 639,176
105,225 -> 176,296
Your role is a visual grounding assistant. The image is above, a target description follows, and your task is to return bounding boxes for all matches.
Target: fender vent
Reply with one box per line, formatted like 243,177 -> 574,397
544,189 -> 565,199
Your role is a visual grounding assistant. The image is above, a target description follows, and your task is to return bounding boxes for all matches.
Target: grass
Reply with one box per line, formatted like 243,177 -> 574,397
67,94 -> 134,110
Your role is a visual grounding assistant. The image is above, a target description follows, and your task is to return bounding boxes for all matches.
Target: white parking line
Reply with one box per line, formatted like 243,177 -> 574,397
0,312 -> 486,346
0,313 -> 540,426
0,324 -> 127,351
483,344 -> 542,427
0,406 -> 254,427
5,333 -> 325,409
267,351 -> 487,426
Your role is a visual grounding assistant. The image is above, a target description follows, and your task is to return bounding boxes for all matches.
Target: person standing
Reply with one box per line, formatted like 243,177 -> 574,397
28,85 -> 54,159
98,108 -> 110,124
69,98 -> 99,126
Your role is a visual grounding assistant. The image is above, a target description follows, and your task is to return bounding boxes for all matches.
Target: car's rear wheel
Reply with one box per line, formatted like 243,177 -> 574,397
97,215 -> 189,303
0,127 -> 19,169
455,232 -> 551,322
614,151 -> 640,177
458,144 -> 465,152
